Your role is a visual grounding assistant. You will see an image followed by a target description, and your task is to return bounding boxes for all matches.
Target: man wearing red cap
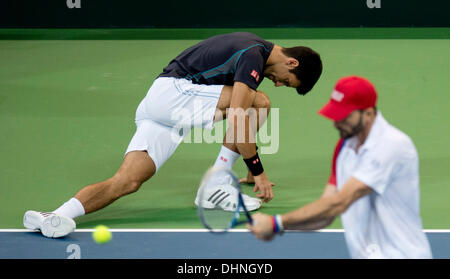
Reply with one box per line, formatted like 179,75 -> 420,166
248,76 -> 432,259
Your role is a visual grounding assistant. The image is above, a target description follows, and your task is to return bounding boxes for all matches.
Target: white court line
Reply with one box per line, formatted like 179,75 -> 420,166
1,229 -> 450,233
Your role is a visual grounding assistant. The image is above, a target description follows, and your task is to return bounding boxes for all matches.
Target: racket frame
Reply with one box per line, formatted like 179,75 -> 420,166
197,167 -> 253,233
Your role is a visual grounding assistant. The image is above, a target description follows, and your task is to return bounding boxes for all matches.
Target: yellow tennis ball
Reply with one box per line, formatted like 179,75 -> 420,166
92,225 -> 112,244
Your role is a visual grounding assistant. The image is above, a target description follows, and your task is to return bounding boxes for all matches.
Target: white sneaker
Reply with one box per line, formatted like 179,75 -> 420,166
23,210 -> 76,238
195,184 -> 262,212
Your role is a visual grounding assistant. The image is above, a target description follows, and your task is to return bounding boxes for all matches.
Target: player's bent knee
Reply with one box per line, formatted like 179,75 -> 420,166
122,180 -> 142,195
255,91 -> 271,110
110,175 -> 144,199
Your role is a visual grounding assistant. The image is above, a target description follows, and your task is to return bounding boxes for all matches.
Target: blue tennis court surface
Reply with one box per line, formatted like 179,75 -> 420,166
1,229 -> 449,259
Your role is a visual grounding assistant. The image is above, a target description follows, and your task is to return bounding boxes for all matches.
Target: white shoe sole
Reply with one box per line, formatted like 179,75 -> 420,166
24,210 -> 76,238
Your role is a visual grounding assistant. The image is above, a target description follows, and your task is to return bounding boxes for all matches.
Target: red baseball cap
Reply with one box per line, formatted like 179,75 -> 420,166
318,76 -> 378,121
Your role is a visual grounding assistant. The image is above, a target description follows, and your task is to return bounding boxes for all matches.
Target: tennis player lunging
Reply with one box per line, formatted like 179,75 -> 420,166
248,76 -> 432,259
23,32 -> 322,238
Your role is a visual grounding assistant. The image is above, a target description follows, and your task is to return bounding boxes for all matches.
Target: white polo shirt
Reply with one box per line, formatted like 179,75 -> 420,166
333,112 -> 432,259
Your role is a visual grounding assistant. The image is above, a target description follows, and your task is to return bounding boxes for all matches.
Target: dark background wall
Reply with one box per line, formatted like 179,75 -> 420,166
1,0 -> 450,28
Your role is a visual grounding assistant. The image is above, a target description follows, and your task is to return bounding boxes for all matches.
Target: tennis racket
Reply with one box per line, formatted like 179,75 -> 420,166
197,167 -> 253,233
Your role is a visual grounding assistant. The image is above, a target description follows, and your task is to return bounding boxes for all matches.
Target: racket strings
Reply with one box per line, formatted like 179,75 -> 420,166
198,167 -> 249,231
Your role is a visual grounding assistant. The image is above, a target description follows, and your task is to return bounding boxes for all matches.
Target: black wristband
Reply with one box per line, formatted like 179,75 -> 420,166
243,153 -> 264,176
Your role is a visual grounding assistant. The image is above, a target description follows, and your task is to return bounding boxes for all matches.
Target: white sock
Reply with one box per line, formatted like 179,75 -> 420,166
213,145 -> 240,170
53,198 -> 85,219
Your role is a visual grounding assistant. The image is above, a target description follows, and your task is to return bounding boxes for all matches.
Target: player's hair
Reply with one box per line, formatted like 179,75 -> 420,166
281,46 -> 323,95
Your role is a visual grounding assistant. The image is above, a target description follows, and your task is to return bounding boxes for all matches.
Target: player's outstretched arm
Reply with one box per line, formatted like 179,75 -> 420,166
248,177 -> 372,241
227,82 -> 274,203
283,183 -> 338,231
227,81 -> 257,158
247,184 -> 336,241
282,177 -> 372,229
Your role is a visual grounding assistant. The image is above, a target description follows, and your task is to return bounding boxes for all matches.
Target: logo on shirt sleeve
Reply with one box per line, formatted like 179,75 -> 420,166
250,70 -> 260,82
